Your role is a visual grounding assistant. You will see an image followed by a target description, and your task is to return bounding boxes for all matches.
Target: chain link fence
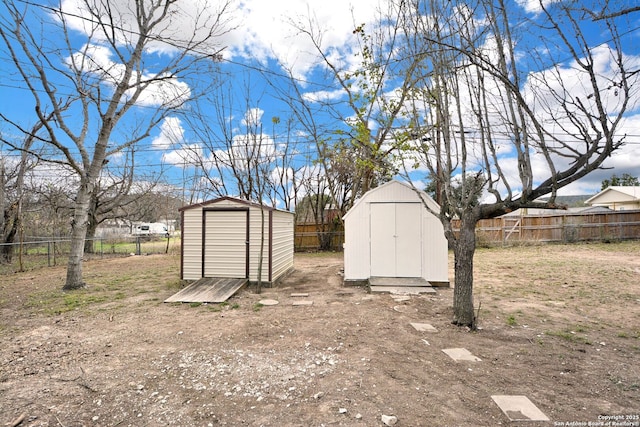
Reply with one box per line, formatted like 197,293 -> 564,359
0,235 -> 180,275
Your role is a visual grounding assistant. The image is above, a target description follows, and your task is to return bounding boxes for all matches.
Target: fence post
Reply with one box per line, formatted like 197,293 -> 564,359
47,241 -> 51,267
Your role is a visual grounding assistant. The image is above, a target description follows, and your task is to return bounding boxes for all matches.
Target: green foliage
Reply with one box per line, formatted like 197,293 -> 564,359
601,173 -> 639,190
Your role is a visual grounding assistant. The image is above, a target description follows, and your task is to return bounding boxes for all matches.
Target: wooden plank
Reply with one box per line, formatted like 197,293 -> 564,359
165,277 -> 248,303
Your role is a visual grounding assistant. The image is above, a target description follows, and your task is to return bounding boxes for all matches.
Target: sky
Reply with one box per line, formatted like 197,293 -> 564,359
1,0 -> 640,207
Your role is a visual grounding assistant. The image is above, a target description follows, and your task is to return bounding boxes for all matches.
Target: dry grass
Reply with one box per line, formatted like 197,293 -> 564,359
1,241 -> 639,426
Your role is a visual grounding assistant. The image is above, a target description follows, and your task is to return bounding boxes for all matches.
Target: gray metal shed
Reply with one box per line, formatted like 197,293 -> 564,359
343,180 -> 449,285
179,197 -> 294,285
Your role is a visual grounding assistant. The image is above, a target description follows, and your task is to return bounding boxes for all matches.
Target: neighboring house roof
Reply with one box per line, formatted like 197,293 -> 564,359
585,186 -> 640,206
501,205 -> 610,216
536,194 -> 594,208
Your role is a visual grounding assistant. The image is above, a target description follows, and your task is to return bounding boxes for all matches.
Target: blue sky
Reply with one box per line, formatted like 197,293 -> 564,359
1,0 -> 639,207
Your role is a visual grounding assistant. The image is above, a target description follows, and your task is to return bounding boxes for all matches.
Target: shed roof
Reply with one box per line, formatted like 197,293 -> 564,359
585,186 -> 640,205
343,180 -> 440,221
179,196 -> 292,214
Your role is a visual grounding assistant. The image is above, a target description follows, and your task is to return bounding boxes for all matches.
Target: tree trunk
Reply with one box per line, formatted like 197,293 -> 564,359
1,213 -> 18,263
451,213 -> 477,328
64,180 -> 93,290
84,216 -> 98,254
1,202 -> 19,263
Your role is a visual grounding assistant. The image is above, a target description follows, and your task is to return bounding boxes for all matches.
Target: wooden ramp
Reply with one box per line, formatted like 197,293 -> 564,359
165,277 -> 248,303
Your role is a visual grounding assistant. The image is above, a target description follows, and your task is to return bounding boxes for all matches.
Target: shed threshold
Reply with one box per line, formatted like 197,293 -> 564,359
370,277 -> 429,287
369,277 -> 436,294
165,277 -> 248,303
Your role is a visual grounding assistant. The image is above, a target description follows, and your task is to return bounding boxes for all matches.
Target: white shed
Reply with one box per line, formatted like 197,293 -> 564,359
343,180 -> 449,285
179,197 -> 294,285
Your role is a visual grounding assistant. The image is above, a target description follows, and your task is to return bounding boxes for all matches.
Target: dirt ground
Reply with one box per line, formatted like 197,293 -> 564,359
1,242 -> 639,427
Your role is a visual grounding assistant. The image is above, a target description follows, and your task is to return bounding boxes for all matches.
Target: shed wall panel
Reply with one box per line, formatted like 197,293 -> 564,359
182,208 -> 203,280
271,210 -> 295,281
247,207 -> 269,282
344,196 -> 371,280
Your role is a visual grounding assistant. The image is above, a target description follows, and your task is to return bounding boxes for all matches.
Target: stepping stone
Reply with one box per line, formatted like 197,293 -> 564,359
292,300 -> 314,306
410,323 -> 438,332
258,299 -> 279,306
442,348 -> 481,362
491,395 -> 550,422
291,293 -> 309,297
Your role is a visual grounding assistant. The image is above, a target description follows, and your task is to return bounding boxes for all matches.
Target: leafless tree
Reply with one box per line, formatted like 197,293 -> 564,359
1,112 -> 61,262
0,0 -> 233,289
180,71 -> 309,211
83,153 -> 170,253
395,0 -> 638,327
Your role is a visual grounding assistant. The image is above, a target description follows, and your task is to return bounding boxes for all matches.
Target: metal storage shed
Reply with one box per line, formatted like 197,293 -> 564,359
343,180 -> 449,286
179,196 -> 294,285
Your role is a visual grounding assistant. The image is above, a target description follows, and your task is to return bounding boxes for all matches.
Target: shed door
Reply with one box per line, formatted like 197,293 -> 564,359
370,203 -> 422,277
203,209 -> 249,278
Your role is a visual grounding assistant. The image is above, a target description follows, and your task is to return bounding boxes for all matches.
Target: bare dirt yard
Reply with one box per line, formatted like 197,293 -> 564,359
1,241 -> 639,427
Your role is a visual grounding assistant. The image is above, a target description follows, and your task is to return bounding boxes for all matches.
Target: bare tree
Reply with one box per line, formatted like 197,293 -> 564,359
0,0 -> 233,289
0,121 -> 49,263
180,71 -> 308,210
269,115 -> 307,212
395,0 -> 637,327
83,157 -> 169,253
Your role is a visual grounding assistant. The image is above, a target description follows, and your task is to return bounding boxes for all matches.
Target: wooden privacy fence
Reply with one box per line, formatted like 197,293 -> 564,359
294,210 -> 640,250
453,210 -> 640,244
294,223 -> 344,251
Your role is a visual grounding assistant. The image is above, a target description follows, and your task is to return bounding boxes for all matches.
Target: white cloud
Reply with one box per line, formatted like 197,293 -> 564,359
60,0 -> 373,81
514,0 -> 562,14
60,0 -> 235,55
133,74 -> 191,108
67,43 -> 191,108
302,89 -> 345,103
241,108 -> 264,128
151,117 -> 185,150
224,0 -> 380,80
162,144 -> 204,167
